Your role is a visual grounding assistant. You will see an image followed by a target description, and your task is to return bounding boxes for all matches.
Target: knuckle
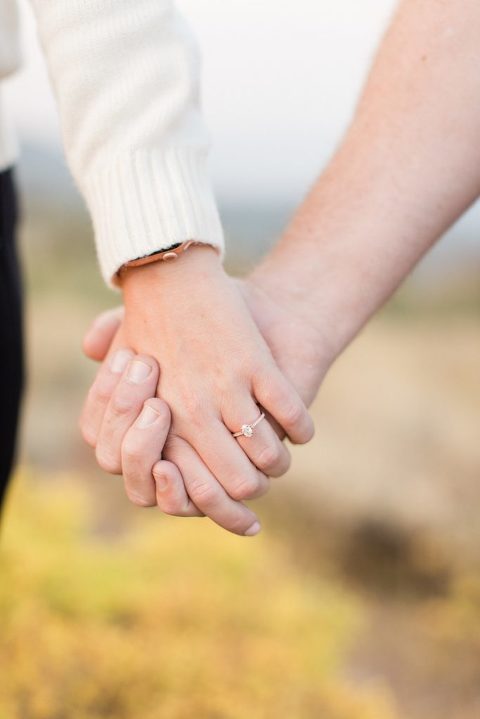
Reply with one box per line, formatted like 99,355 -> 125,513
177,393 -> 211,429
110,392 -> 134,418
187,407 -> 209,431
293,416 -> 315,444
256,445 -> 282,472
91,384 -> 112,406
282,401 -> 304,428
269,452 -> 291,478
180,392 -> 203,417
122,452 -> 144,480
188,480 -> 217,507
229,475 -> 260,501
121,435 -> 143,465
163,432 -> 185,456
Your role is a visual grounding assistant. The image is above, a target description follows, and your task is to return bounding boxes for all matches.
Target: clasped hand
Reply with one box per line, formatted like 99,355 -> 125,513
80,248 -> 322,537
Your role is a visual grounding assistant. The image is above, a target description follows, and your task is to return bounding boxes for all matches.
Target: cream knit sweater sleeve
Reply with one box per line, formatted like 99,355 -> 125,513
30,0 -> 224,284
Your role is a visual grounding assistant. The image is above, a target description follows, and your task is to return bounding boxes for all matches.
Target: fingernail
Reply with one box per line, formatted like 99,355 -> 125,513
110,349 -> 132,374
244,520 -> 261,537
137,405 -> 161,429
154,473 -> 169,492
127,360 -> 151,383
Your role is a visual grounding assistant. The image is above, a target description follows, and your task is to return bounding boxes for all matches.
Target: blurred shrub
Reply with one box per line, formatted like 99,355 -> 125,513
0,471 -> 397,719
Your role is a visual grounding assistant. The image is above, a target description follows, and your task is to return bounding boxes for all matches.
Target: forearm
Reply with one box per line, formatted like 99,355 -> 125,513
253,0 -> 480,359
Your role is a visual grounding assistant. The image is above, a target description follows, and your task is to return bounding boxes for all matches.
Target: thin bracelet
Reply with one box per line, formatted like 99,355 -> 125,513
115,240 -> 217,284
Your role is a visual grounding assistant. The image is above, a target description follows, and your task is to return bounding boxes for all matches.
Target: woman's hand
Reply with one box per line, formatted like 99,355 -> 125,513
81,269 -> 330,530
81,247 -> 314,537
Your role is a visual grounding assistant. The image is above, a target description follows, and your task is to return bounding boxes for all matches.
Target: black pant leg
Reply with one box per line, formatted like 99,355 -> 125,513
0,168 -> 24,510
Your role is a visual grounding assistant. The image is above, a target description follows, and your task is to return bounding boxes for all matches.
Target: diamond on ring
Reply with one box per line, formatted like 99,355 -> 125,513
232,413 -> 265,438
241,424 -> 254,438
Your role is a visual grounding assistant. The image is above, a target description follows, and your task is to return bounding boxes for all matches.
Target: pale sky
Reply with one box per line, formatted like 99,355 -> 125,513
5,0 -> 480,270
5,0 -> 396,203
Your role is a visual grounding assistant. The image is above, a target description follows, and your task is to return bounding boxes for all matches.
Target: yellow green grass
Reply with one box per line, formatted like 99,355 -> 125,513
0,472 -> 397,719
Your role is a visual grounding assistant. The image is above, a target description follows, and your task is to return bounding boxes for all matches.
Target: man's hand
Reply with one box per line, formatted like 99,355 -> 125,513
80,333 -> 203,516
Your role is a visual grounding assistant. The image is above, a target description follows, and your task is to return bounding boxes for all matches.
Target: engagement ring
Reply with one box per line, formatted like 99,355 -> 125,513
232,412 -> 265,438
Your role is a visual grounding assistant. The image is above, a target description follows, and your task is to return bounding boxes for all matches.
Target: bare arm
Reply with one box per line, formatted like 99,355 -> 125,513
252,0 -> 480,362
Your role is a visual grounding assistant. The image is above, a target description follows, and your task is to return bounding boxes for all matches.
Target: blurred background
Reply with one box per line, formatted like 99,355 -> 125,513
1,1 -> 480,717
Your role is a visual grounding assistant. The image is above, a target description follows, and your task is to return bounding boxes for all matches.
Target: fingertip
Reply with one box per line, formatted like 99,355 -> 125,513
82,309 -> 122,361
306,416 -> 316,442
143,397 -> 170,421
153,460 -> 192,515
109,348 -> 135,374
82,331 -> 102,362
133,354 -> 160,378
126,491 -> 156,508
152,459 -> 177,485
288,416 -> 315,446
263,370 -> 315,445
95,445 -> 122,475
299,414 -> 315,445
244,520 -> 261,537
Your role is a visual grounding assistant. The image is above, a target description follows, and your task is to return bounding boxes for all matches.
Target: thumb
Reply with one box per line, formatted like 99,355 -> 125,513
83,306 -> 124,361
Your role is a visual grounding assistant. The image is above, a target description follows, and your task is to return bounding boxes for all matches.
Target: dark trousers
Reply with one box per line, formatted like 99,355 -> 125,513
0,168 -> 23,510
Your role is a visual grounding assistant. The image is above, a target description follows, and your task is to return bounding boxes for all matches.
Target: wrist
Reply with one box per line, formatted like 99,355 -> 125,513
248,261 -> 346,368
250,136 -> 438,360
120,244 -> 223,302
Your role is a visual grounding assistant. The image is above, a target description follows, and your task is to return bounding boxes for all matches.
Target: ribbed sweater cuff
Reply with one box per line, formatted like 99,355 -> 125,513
82,146 -> 225,286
